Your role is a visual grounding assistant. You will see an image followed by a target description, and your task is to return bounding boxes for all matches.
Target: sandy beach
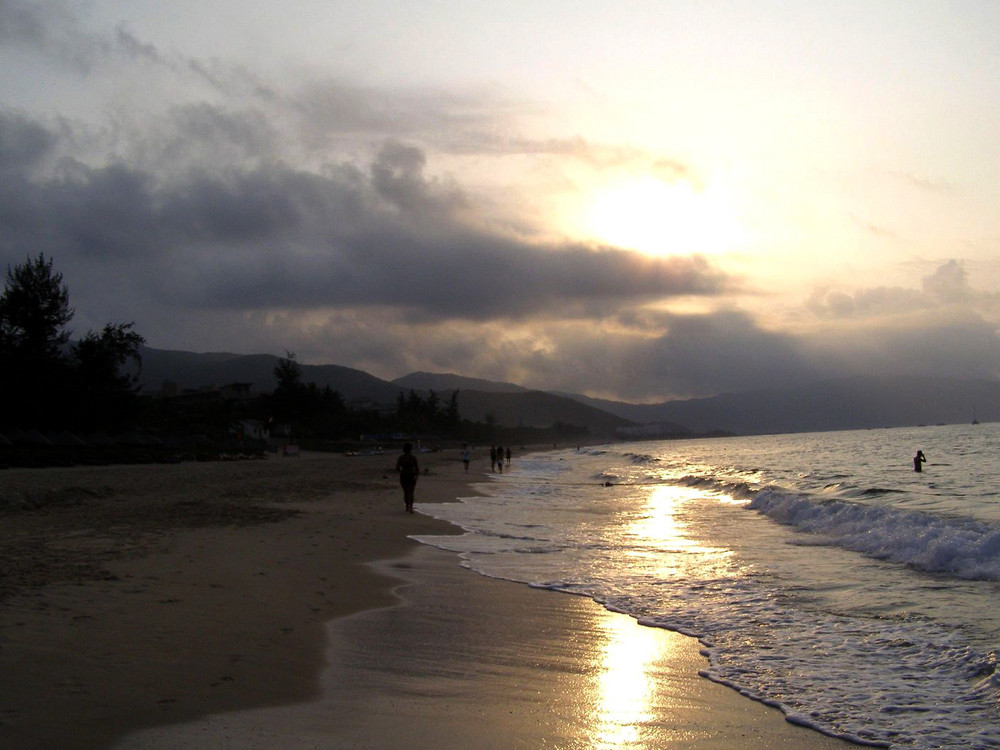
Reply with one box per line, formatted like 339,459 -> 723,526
0,450 -> 853,749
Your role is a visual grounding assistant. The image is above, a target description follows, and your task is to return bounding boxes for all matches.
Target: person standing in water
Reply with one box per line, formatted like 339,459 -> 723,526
396,442 -> 419,512
913,450 -> 927,472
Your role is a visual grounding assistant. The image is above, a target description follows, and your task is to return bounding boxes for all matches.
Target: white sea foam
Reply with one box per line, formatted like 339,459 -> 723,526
748,488 -> 1000,580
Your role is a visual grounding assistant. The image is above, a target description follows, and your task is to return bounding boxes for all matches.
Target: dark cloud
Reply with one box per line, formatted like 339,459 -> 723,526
0,0 -> 102,72
113,25 -> 161,66
0,113 -> 730,330
0,0 -> 45,44
621,310 -> 819,398
156,104 -> 279,168
1,2 -> 276,105
869,313 -> 1000,379
810,310 -> 1000,383
370,139 -> 467,215
0,111 -> 56,174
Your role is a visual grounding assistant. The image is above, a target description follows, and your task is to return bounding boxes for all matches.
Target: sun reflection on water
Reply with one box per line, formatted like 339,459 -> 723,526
583,485 -> 736,747
625,485 -> 732,580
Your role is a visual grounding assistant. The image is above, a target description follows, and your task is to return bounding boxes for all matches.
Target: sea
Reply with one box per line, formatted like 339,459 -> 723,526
414,423 -> 1000,749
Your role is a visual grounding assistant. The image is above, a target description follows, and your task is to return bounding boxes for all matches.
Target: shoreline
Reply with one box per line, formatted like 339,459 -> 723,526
0,448 -> 853,748
118,543 -> 855,750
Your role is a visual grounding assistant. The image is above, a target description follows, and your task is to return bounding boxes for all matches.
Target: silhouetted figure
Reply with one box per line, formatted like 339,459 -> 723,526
396,442 -> 419,512
490,445 -> 497,472
496,445 -> 504,473
460,443 -> 471,473
505,446 -> 511,466
913,450 -> 927,473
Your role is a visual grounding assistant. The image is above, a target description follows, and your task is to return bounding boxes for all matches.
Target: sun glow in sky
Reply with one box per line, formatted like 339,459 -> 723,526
2,1 -> 1000,401
583,177 -> 747,258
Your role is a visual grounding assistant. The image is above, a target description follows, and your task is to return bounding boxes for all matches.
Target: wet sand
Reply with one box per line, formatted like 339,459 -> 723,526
0,450 -> 854,749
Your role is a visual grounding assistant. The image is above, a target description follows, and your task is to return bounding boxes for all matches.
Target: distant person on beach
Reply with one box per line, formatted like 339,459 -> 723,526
396,442 -> 419,512
913,450 -> 927,472
490,445 -> 497,472
505,446 -> 511,466
460,443 -> 471,473
496,445 -> 504,473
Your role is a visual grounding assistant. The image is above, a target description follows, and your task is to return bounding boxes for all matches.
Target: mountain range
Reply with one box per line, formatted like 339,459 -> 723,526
135,347 -> 1000,437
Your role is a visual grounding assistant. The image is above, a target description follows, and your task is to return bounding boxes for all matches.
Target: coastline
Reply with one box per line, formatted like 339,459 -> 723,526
0,449 -> 853,748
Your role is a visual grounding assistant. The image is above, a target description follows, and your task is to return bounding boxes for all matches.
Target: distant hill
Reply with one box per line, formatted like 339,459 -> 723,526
613,376 -> 1000,435
551,392 -> 691,435
135,347 -> 405,406
134,349 -> 633,435
393,371 -> 529,393
392,373 -> 635,436
394,372 -> 1000,435
134,349 -> 1000,437
451,389 -> 632,436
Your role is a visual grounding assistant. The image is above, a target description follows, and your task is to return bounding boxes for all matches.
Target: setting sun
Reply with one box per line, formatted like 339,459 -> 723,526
583,177 -> 745,257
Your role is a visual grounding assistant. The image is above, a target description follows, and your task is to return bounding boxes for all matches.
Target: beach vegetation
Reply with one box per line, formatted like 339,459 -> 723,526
0,253 -> 73,363
0,254 -> 145,432
265,352 -> 349,435
394,388 -> 459,435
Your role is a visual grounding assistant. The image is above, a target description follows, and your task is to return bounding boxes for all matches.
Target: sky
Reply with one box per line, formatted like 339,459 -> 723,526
2,0 -> 1000,402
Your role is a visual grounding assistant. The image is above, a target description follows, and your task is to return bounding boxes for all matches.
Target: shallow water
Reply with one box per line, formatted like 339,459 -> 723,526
416,424 -> 1000,748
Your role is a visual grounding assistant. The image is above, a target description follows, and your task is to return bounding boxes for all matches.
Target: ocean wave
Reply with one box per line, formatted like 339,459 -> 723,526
625,452 -> 659,464
749,488 -> 1000,581
852,486 -> 907,498
674,474 -> 757,501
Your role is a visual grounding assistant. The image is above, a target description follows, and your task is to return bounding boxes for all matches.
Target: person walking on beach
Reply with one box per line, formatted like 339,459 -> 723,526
460,443 -> 471,473
490,445 -> 497,472
913,450 -> 927,472
396,442 -> 419,512
505,446 -> 511,466
496,445 -> 504,473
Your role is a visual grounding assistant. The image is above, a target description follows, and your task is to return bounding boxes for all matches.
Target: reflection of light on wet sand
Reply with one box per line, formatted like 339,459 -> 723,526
593,613 -> 669,747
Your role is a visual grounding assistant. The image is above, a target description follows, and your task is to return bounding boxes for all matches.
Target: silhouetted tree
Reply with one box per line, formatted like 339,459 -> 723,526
0,253 -> 73,362
446,390 -> 460,428
0,254 -> 145,430
270,352 -> 306,424
274,351 -> 303,393
264,353 -> 356,438
71,322 -> 145,429
0,255 -> 75,427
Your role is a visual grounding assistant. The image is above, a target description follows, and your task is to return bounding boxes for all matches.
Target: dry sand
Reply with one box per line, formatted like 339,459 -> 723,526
0,450 -> 854,749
